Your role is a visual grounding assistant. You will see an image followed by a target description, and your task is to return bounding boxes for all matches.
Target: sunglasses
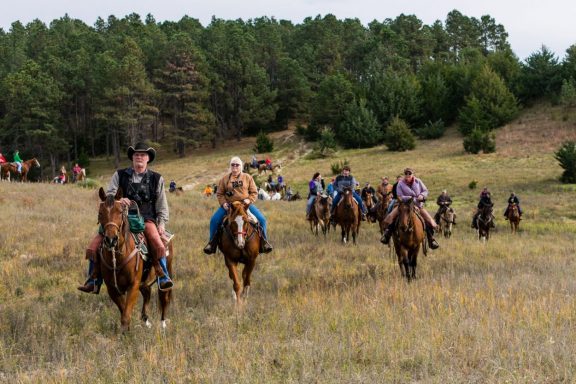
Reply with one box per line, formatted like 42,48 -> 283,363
231,163 -> 241,167
404,172 -> 413,175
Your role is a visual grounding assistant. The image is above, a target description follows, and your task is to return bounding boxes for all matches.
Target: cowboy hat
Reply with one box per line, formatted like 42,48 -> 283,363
127,142 -> 156,163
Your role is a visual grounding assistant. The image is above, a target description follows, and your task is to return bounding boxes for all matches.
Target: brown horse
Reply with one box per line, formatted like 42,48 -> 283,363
477,204 -> 494,241
392,200 -> 425,282
257,162 -> 282,175
309,194 -> 331,236
375,193 -> 392,235
219,201 -> 260,306
506,203 -> 521,234
97,187 -> 173,331
438,206 -> 456,238
334,186 -> 360,244
362,192 -> 377,223
1,158 -> 40,182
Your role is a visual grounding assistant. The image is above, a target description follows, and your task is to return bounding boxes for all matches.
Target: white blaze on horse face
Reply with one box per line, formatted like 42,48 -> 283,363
235,215 -> 245,248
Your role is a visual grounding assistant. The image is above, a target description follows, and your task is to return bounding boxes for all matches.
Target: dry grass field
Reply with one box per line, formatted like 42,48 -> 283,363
1,105 -> 576,383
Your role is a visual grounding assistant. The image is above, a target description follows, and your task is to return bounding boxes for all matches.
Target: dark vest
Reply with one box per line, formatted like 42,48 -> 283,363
118,168 -> 160,221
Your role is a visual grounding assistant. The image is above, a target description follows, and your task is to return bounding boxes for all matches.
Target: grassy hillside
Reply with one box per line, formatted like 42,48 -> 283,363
1,104 -> 576,383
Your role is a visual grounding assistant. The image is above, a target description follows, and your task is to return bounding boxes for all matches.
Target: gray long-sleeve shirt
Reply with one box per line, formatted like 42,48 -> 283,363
107,168 -> 169,227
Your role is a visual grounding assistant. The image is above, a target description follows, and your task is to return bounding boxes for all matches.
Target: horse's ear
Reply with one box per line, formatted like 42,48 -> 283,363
115,187 -> 123,200
98,187 -> 106,201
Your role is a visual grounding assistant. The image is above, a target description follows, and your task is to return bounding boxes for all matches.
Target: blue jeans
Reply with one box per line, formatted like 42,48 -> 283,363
332,191 -> 366,214
306,196 -> 316,214
387,199 -> 396,215
209,205 -> 268,241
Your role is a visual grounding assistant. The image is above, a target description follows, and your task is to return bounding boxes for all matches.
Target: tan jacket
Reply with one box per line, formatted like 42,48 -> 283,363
217,172 -> 258,206
376,183 -> 392,199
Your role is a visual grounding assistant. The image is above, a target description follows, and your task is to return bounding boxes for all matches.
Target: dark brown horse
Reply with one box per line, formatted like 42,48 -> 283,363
376,193 -> 392,235
334,186 -> 360,244
97,187 -> 173,331
309,194 -> 331,236
506,203 -> 521,234
1,158 -> 40,182
477,204 -> 494,241
219,201 -> 260,306
392,200 -> 425,282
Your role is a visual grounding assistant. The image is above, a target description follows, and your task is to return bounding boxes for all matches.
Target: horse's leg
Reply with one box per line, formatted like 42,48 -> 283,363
107,289 -> 127,330
140,283 -> 152,328
241,258 -> 256,300
225,259 -> 242,306
341,225 -> 346,244
120,281 -> 141,332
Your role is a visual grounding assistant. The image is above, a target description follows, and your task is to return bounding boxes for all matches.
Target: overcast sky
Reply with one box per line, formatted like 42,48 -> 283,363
1,0 -> 574,61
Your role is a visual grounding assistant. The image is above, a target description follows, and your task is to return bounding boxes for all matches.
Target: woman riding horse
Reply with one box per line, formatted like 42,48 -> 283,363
203,156 -> 273,254
381,168 -> 439,250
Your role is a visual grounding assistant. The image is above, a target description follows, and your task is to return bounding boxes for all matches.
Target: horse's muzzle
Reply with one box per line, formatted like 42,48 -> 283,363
104,235 -> 118,249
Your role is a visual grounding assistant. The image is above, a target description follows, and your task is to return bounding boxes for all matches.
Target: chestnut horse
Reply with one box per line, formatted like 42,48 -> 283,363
219,201 -> 260,306
1,158 -> 40,182
392,200 -> 425,282
257,162 -> 281,175
309,194 -> 331,236
97,187 -> 173,331
477,204 -> 494,241
334,186 -> 360,244
506,203 -> 521,234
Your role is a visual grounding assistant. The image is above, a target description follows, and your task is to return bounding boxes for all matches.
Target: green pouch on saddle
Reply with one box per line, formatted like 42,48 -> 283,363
128,211 -> 145,233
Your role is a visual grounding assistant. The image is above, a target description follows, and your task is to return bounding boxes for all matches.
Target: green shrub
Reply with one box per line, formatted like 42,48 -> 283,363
463,128 -> 496,154
384,117 -> 416,152
335,100 -> 382,148
330,159 -> 350,175
468,180 -> 478,189
555,141 -> 576,183
415,119 -> 447,139
254,131 -> 274,153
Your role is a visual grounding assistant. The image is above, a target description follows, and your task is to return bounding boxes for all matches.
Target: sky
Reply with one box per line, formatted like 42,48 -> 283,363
1,0 -> 574,61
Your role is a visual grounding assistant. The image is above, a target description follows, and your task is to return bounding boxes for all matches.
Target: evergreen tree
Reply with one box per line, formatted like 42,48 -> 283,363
335,99 -> 382,148
384,116 -> 416,151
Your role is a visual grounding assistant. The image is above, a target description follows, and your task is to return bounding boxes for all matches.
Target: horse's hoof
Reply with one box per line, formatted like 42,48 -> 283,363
161,320 -> 167,329
145,319 -> 152,328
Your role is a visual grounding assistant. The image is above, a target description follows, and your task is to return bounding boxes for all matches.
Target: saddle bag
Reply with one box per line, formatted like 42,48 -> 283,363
127,204 -> 145,233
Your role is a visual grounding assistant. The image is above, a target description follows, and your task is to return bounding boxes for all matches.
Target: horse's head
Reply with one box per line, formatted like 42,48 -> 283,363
98,187 -> 125,250
364,192 -> 373,208
397,199 -> 415,232
342,186 -> 354,208
31,158 -> 40,168
228,201 -> 250,249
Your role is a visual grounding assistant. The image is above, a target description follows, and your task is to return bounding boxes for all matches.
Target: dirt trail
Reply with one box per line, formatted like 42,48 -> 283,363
179,130 -> 312,191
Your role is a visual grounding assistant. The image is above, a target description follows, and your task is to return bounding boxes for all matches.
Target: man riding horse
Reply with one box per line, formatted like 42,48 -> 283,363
203,156 -> 273,254
381,168 -> 440,249
471,187 -> 495,229
504,192 -> 523,220
330,165 -> 367,222
78,142 -> 174,293
13,150 -> 23,174
434,190 -> 456,225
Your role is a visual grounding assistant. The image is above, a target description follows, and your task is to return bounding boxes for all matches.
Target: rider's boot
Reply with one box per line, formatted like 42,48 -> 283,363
380,223 -> 394,245
260,235 -> 273,254
157,256 -> 173,291
203,235 -> 218,254
426,226 -> 440,249
77,259 -> 102,294
361,211 -> 367,221
471,216 -> 477,229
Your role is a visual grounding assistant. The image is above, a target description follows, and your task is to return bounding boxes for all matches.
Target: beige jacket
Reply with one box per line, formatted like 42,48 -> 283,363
217,172 -> 258,206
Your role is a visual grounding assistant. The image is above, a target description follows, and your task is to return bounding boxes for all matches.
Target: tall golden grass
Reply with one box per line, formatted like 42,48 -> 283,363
1,108 -> 576,382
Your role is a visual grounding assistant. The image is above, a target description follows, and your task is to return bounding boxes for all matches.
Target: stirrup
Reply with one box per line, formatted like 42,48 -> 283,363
77,279 -> 101,294
157,277 -> 173,291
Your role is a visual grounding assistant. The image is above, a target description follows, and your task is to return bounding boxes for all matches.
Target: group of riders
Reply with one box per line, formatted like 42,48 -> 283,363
75,141 -> 523,295
305,166 -> 524,251
1,149 -> 85,183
